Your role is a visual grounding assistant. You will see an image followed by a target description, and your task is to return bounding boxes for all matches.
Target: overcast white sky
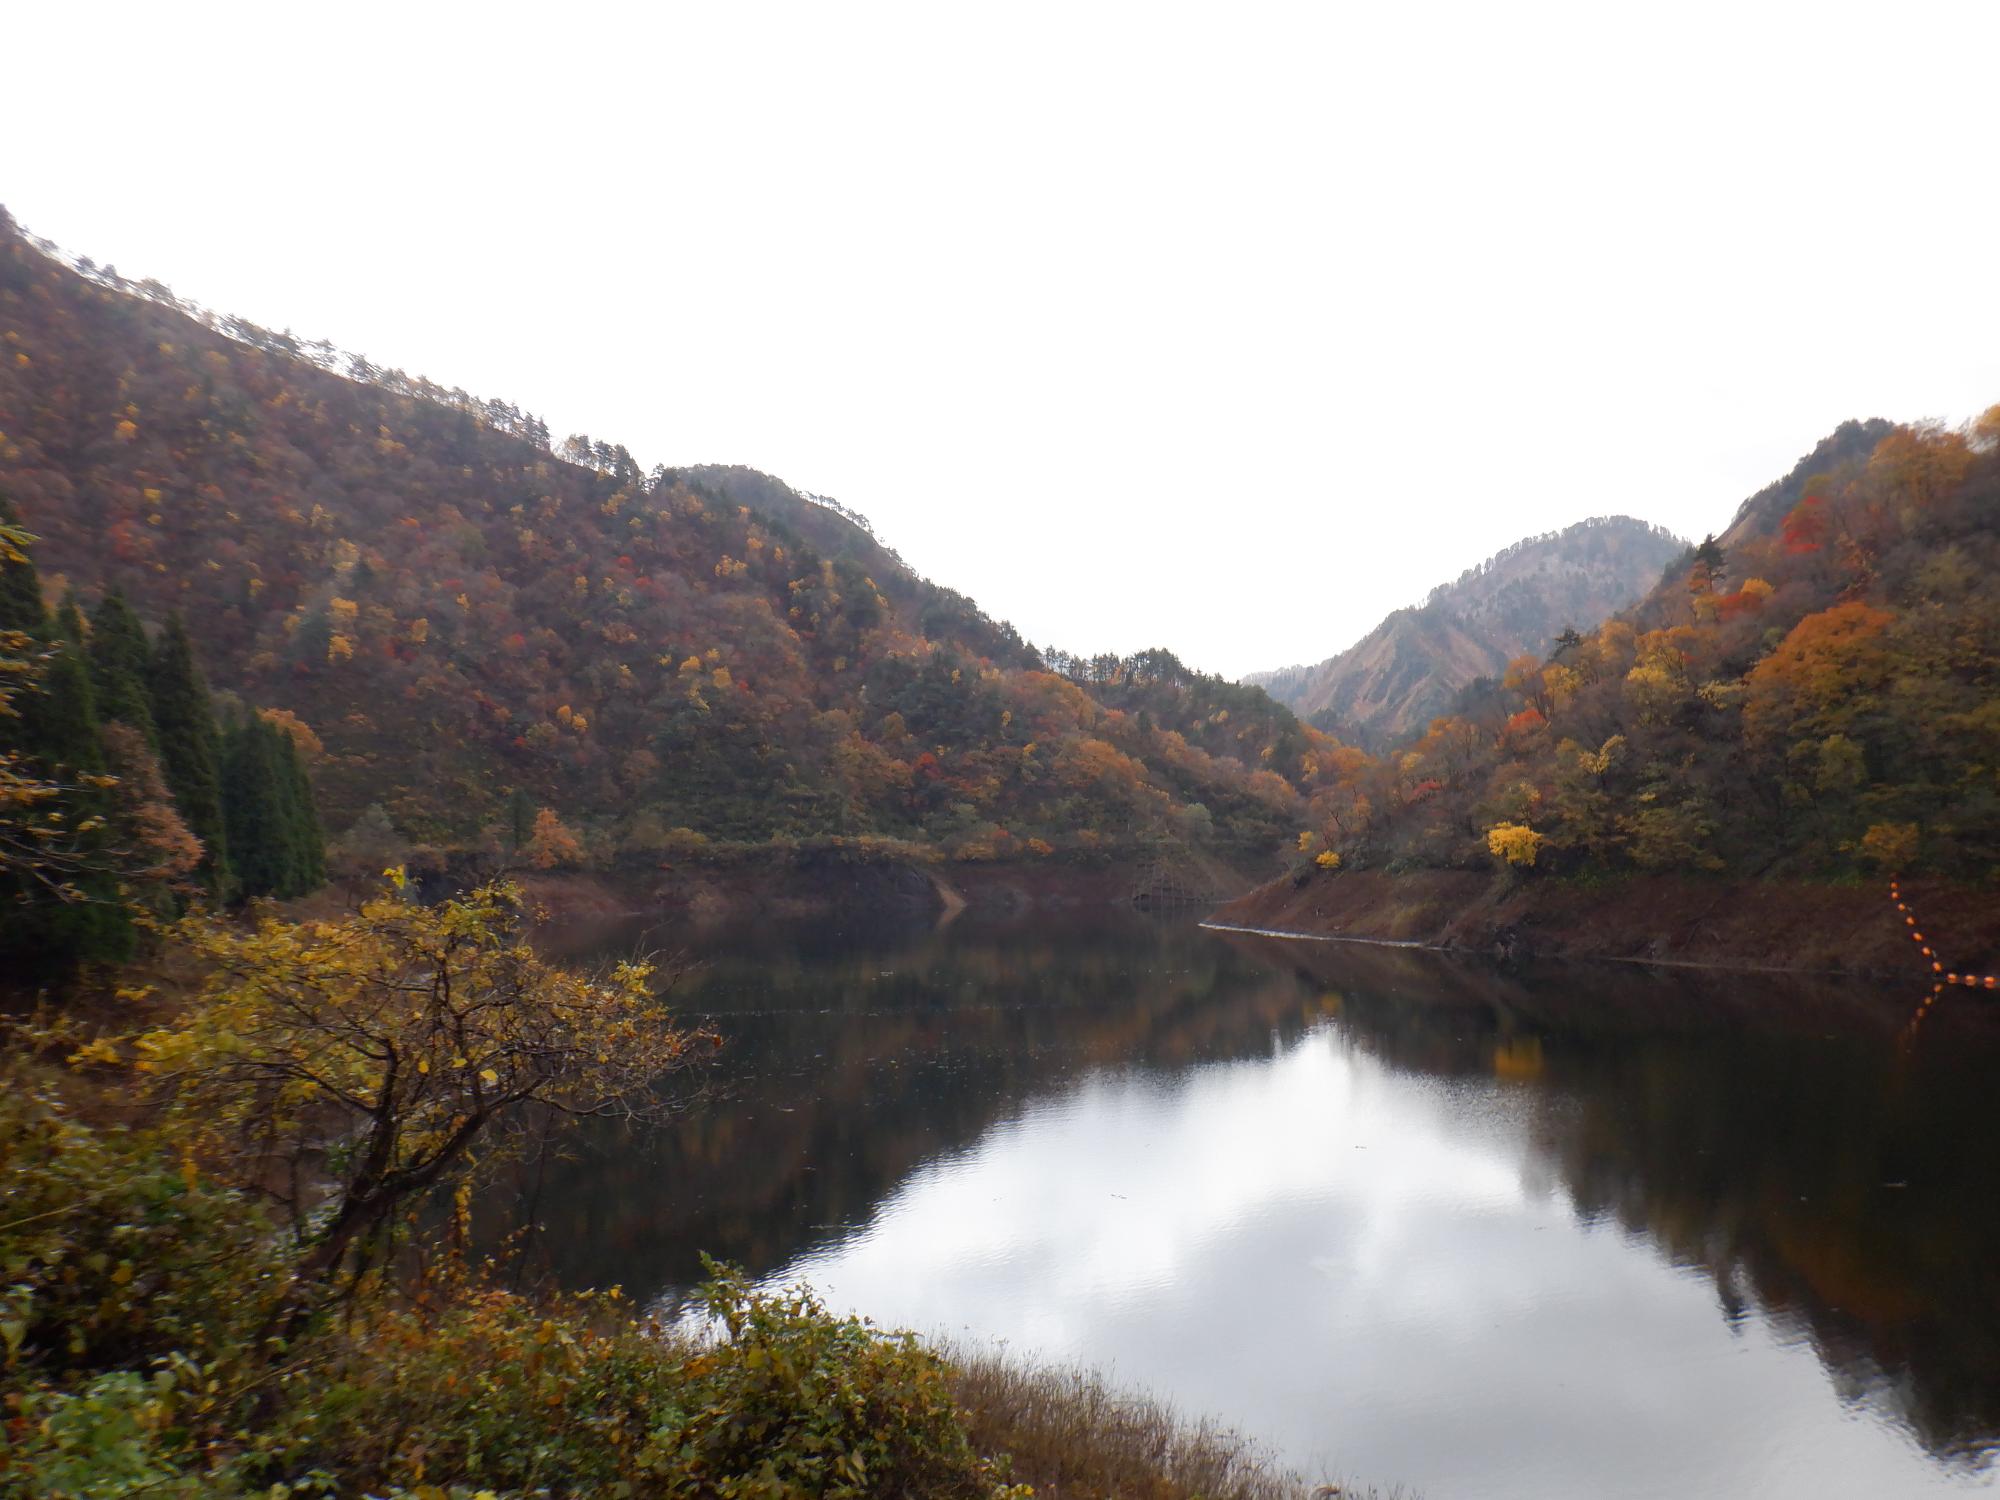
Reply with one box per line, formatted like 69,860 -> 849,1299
11,2 -> 1998,677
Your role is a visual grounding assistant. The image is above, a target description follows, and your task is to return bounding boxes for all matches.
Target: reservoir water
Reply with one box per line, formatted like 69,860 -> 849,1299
520,908 -> 2000,1499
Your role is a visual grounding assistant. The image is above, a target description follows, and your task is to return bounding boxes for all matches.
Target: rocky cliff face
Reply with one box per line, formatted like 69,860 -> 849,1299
1248,515 -> 1686,746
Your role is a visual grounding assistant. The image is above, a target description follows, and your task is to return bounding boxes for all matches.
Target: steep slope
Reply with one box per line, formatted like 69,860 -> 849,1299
1720,419 -> 1895,548
1249,516 -> 1686,746
1234,407 -> 2000,888
0,211 -> 1332,865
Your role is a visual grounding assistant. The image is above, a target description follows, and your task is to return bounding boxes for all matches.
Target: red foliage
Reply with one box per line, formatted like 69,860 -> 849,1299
1781,494 -> 1828,554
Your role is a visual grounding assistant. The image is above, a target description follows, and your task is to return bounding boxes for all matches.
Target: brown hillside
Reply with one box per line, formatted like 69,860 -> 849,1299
1250,515 -> 1685,745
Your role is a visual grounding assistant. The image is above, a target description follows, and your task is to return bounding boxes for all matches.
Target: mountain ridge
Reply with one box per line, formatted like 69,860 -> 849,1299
1247,514 -> 1687,747
0,210 -> 1337,865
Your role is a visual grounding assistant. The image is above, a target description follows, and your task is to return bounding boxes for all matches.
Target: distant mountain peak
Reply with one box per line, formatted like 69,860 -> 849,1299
1247,515 -> 1687,746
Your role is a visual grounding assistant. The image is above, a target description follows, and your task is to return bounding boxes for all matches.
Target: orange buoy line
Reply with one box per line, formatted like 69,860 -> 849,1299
1900,981 -> 1948,1048
1891,877 -> 1955,1047
1888,877 -> 1999,990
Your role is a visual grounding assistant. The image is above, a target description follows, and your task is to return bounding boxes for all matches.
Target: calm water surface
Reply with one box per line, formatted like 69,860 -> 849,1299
520,909 -> 2000,1499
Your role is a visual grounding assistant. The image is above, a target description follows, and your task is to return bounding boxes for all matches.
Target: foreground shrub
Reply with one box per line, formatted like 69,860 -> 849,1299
658,1262 -> 1009,1498
0,1092 -> 1350,1499
284,1264 -> 1013,1498
0,1078 -> 286,1380
5,1371 -> 246,1500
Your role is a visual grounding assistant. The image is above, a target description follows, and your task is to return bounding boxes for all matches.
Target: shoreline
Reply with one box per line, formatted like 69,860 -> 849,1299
1198,917 -> 1909,979
1209,868 -> 2000,980
464,847 -> 1273,930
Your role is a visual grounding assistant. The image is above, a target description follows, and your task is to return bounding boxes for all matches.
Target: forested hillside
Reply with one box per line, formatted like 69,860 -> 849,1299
1250,516 -> 1686,746
1282,414 -> 2000,880
0,211 -> 1340,868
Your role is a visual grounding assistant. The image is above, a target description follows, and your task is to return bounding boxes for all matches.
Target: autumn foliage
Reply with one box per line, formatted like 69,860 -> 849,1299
0,216 -> 1338,865
525,806 -> 585,868
136,877 -> 703,1290
5,211 -> 1997,886
1280,414 -> 2000,880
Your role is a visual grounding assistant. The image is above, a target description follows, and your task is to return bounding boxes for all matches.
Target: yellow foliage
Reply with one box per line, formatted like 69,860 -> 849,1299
1315,849 -> 1341,870
257,707 -> 324,758
1541,663 -> 1580,709
133,882 -> 700,1284
1860,822 -> 1919,872
1487,822 -> 1545,867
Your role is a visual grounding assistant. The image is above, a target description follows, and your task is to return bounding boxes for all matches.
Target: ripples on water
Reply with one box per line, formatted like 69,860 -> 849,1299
512,908 -> 2000,1499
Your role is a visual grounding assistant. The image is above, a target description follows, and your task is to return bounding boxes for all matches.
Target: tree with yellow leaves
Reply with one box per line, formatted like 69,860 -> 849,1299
1487,822 -> 1545,868
136,878 -> 704,1292
1860,822 -> 1919,872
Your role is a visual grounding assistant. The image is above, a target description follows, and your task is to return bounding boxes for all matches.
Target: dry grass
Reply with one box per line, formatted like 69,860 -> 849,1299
948,1344 -> 1411,1500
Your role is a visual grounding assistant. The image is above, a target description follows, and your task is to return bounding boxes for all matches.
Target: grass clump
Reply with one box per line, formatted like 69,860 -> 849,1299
950,1350 -> 1304,1500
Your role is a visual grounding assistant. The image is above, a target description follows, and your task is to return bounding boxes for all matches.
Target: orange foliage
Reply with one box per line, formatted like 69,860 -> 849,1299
257,707 -> 324,759
1743,602 -> 1896,738
525,808 -> 585,869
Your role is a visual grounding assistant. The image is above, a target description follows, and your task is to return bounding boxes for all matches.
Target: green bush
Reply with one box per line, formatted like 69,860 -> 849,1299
649,1261 -> 1013,1499
280,1265 -> 1017,1499
279,1282 -> 684,1494
5,1371 -> 246,1500
0,1077 -> 288,1379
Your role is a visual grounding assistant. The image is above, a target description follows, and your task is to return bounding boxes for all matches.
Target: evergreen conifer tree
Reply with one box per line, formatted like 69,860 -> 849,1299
0,535 -> 99,777
0,509 -> 133,965
0,493 -> 45,638
509,786 -> 535,851
27,639 -> 134,961
223,716 -> 328,900
147,613 -> 230,895
29,640 -> 107,778
54,591 -> 86,645
88,589 -> 158,744
279,727 -> 328,891
223,717 -> 283,898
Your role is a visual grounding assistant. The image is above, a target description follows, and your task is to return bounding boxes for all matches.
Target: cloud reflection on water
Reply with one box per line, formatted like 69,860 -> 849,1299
529,915 -> 2000,1499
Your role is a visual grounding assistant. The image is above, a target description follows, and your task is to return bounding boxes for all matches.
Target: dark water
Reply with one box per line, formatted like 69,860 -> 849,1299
516,909 -> 2000,1499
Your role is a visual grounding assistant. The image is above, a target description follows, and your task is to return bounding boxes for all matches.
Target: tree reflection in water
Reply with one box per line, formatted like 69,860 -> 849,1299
499,909 -> 2000,1475
1251,937 -> 2000,1467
